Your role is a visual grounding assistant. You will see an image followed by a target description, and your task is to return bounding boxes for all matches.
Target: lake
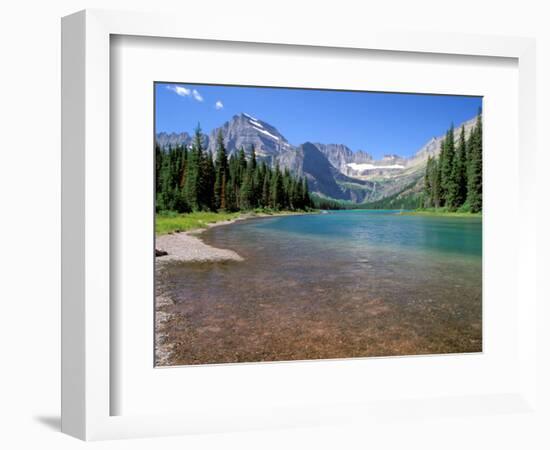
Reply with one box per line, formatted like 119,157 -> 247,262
156,210 -> 482,366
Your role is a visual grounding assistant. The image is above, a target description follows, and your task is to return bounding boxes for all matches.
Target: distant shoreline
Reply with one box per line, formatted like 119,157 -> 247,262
401,210 -> 482,218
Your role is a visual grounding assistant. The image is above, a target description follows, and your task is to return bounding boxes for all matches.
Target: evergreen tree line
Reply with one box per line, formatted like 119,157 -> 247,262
359,182 -> 419,210
310,194 -> 349,210
423,114 -> 482,213
156,126 -> 313,213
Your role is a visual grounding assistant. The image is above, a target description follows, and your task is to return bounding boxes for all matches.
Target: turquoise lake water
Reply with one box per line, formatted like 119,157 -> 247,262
157,210 -> 482,365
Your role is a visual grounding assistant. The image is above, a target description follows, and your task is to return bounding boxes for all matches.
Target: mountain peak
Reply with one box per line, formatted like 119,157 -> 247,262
241,112 -> 258,121
231,112 -> 262,125
206,113 -> 290,158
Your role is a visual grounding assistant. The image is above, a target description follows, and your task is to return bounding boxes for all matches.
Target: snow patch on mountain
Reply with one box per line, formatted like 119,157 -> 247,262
347,162 -> 405,171
249,119 -> 263,128
253,126 -> 280,141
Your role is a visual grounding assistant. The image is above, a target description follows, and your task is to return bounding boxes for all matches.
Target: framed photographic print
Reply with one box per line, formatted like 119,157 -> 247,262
61,9 -> 538,441
153,83 -> 483,367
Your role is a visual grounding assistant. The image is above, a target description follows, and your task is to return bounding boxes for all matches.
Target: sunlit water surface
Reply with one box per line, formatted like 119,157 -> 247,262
157,210 -> 482,365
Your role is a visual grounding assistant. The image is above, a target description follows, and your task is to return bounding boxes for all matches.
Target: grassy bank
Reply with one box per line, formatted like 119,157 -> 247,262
156,211 -> 241,235
156,209 -> 316,235
402,208 -> 482,218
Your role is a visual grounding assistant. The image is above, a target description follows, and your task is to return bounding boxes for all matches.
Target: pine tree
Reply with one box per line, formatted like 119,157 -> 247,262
288,177 -> 299,209
301,177 -> 311,209
221,171 -> 228,211
252,158 -> 263,208
448,126 -> 468,209
424,156 -> 433,207
155,144 -> 163,196
261,164 -> 271,208
430,156 -> 442,208
183,125 -> 204,211
281,167 -> 291,209
157,145 -> 174,211
466,114 -> 483,213
179,147 -> 188,188
214,131 -> 228,210
239,154 -> 255,210
173,146 -> 190,212
237,147 -> 247,185
270,164 -> 284,210
249,145 -> 257,171
226,174 -> 238,211
440,125 -> 455,206
227,155 -> 239,210
202,151 -> 215,210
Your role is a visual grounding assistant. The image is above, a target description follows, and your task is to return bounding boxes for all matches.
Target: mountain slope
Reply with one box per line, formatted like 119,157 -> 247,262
301,143 -> 352,201
156,113 -> 478,204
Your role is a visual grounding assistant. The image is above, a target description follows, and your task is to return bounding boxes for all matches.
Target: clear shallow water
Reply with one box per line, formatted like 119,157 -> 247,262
157,210 -> 482,366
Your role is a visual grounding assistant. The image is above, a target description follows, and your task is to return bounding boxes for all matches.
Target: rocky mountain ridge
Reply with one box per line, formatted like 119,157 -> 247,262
156,113 -> 478,203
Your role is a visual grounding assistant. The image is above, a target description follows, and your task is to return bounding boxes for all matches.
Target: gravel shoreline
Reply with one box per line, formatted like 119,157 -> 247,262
155,212 -> 314,264
154,215 -> 254,263
155,229 -> 244,263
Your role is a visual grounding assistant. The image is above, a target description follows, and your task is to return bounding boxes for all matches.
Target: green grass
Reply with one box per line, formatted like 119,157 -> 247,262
402,208 -> 482,218
155,209 -> 317,234
156,211 -> 241,235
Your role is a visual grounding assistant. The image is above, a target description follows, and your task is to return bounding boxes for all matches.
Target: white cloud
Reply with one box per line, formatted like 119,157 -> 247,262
215,100 -> 224,110
192,89 -> 203,102
166,85 -> 204,103
167,85 -> 191,97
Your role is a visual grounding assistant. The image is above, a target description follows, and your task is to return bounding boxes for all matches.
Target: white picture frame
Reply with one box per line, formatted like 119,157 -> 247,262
61,9 -> 538,441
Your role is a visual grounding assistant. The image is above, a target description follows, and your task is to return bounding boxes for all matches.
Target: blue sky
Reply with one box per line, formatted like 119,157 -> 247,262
155,83 -> 481,159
